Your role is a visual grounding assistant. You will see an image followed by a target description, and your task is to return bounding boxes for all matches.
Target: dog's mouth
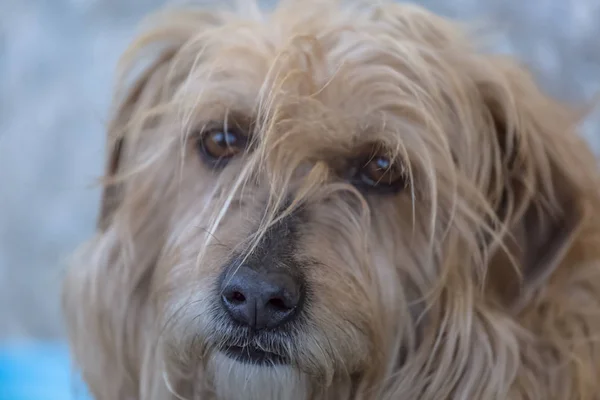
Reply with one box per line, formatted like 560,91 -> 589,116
222,344 -> 288,365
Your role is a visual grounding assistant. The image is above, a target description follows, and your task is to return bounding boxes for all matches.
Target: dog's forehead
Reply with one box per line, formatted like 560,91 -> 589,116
181,3 -> 477,152
224,13 -> 462,97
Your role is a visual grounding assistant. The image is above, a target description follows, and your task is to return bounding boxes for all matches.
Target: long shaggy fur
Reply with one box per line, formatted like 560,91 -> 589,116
63,1 -> 600,399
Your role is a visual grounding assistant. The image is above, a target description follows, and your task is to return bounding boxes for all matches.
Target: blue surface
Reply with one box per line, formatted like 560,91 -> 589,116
0,343 -> 91,400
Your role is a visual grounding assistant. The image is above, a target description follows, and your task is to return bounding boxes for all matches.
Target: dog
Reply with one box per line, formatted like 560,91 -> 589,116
62,1 -> 600,399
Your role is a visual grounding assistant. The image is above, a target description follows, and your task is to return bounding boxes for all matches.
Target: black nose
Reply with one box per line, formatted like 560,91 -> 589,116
220,265 -> 304,330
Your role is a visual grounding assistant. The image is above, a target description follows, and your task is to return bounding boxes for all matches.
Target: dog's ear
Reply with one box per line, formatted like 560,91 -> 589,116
480,57 -> 591,311
97,11 -> 226,231
98,48 -> 179,231
98,49 -> 174,230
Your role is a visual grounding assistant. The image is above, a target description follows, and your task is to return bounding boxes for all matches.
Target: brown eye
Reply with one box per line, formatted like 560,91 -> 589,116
355,155 -> 407,192
198,127 -> 247,167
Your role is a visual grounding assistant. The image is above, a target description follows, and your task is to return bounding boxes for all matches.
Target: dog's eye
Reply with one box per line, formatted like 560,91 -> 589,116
198,127 -> 247,166
355,155 -> 407,192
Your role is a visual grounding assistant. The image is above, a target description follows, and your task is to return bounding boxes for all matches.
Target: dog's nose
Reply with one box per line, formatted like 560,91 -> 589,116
220,265 -> 304,330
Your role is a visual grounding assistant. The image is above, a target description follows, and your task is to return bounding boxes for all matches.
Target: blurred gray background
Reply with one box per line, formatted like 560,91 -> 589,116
1,0 -> 599,340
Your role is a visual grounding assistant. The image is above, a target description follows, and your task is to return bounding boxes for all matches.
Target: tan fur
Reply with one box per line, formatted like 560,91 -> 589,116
63,1 -> 600,399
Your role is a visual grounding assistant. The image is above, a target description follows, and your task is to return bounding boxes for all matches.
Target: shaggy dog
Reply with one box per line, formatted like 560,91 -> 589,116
63,1 -> 600,399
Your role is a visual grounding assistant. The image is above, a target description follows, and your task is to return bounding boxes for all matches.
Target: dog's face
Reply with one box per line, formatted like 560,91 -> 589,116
65,1 -> 594,399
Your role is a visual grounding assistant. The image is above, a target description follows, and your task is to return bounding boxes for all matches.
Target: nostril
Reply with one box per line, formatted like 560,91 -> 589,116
267,297 -> 291,312
227,291 -> 246,304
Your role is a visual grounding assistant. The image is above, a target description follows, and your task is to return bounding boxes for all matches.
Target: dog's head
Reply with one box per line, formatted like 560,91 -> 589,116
65,1 -> 597,399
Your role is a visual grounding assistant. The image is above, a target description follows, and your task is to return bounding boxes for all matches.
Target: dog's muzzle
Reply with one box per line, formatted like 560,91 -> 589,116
217,262 -> 306,365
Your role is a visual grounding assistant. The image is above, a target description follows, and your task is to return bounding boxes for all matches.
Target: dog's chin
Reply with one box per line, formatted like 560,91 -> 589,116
222,344 -> 289,365
208,352 -> 309,400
